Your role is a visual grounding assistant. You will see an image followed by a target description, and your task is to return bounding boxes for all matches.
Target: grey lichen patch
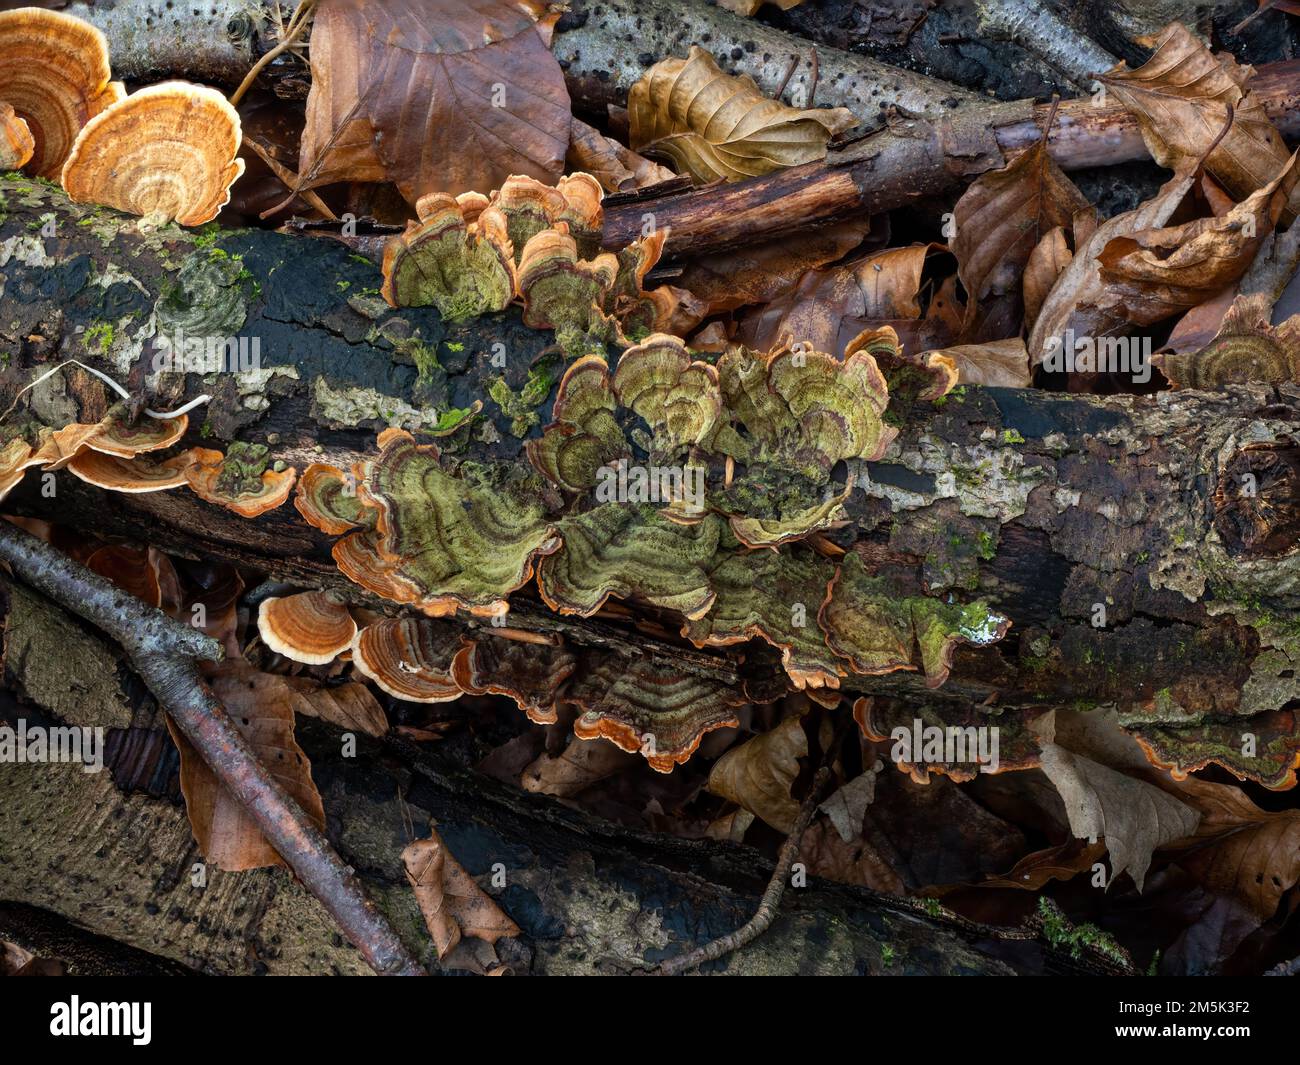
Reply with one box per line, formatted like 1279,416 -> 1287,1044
212,365 -> 300,414
859,435 -> 1046,522
1,580 -> 134,729
313,376 -> 459,434
0,232 -> 55,269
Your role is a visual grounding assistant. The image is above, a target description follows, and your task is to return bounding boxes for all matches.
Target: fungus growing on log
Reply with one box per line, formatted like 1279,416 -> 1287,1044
1212,437 -> 1300,559
65,449 -> 194,493
821,554 -> 1010,687
526,354 -> 628,494
482,172 -> 605,261
0,7 -> 123,177
682,542 -> 846,691
258,591 -> 358,665
1131,710 -> 1300,791
381,193 -> 516,318
294,462 -> 370,536
1157,294 -> 1300,389
0,102 -> 34,171
566,651 -> 742,773
61,81 -> 243,226
611,333 -> 723,463
184,443 -> 297,518
537,504 -> 720,619
517,227 -> 622,357
350,617 -> 462,703
451,632 -> 577,724
711,339 -> 895,546
360,429 -> 560,618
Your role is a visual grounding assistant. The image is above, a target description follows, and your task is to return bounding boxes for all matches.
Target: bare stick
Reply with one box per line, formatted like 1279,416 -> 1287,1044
975,0 -> 1117,88
230,0 -> 316,107
656,767 -> 832,976
0,521 -> 426,977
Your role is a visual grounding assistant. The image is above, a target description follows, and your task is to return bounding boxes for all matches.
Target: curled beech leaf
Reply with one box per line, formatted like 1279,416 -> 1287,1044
629,45 -> 856,183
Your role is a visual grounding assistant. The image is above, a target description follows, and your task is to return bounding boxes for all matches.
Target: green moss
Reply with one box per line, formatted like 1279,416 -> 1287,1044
1037,898 -> 1130,967
1000,428 -> 1025,445
84,322 -> 115,354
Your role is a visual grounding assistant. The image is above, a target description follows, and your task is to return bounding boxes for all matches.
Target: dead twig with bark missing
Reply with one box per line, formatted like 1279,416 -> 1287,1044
0,522 -> 425,977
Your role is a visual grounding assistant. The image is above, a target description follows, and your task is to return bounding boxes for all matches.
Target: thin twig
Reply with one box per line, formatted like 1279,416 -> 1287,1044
229,0 -> 317,108
0,522 -> 425,977
656,766 -> 833,976
773,54 -> 799,101
808,47 -> 820,107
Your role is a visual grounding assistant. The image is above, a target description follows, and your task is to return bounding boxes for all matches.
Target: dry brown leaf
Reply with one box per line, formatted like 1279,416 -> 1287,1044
403,830 -> 520,969
1095,152 -> 1300,326
675,218 -> 873,316
707,714 -> 819,832
1032,710 -> 1200,892
737,243 -> 947,354
297,0 -> 571,204
818,761 -> 883,842
915,338 -> 1031,388
798,818 -> 906,893
280,676 -> 389,737
566,118 -> 676,193
1024,226 -> 1073,331
981,840 -> 1109,891
167,661 -> 326,872
521,736 -> 636,797
951,125 -> 1092,338
1179,810 -> 1300,921
1028,169 -> 1198,366
1099,22 -> 1295,213
628,45 -> 856,183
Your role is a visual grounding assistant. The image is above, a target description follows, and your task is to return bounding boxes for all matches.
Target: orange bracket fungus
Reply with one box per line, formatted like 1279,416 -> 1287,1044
566,651 -> 742,773
451,633 -> 577,725
258,591 -> 359,665
351,617 -> 463,703
184,443 -> 297,518
0,102 -> 34,171
344,429 -> 560,618
61,81 -> 244,226
0,7 -> 124,178
517,226 -> 622,358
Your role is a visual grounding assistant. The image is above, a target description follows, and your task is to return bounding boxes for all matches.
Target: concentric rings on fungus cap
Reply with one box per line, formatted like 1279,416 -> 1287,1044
258,591 -> 358,666
61,81 -> 244,226
0,7 -> 124,177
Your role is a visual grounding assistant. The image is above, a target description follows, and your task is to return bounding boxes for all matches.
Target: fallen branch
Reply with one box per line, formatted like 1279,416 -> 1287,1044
0,521 -> 425,977
974,0 -> 1117,87
602,60 -> 1300,256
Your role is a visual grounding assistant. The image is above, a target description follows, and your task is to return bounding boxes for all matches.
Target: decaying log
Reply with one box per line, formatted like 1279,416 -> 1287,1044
0,577 -> 1044,975
3,178 -> 1299,749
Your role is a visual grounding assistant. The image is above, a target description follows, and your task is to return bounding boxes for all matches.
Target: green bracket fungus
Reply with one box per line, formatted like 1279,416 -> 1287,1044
380,193 -> 515,321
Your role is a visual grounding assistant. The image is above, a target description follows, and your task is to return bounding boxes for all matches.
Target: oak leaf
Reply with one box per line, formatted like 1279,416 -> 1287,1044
707,714 -> 813,832
915,338 -> 1031,388
628,46 -> 856,183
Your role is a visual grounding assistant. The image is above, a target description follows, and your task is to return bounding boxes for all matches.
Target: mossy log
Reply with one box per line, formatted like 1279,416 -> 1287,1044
2,177 -> 1299,780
